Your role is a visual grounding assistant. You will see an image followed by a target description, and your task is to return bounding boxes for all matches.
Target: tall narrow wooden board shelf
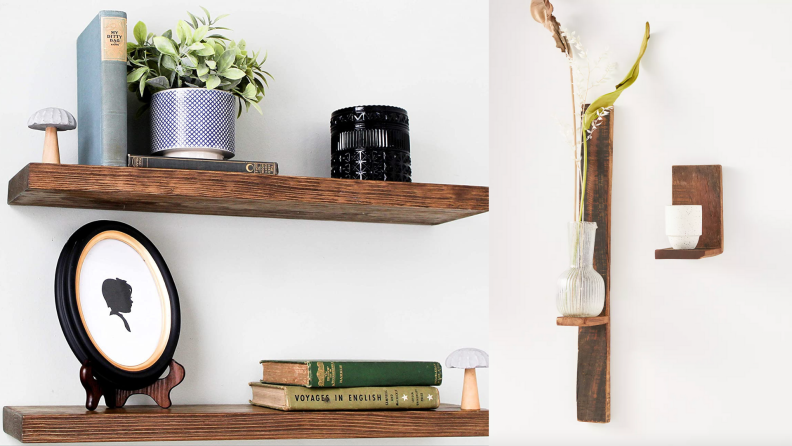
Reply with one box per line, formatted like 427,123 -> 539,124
7,164 -> 489,225
556,106 -> 611,424
3,404 -> 487,443
578,106 -> 611,424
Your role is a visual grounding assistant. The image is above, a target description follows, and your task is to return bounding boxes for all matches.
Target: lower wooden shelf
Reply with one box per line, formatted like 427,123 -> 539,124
3,404 -> 488,443
655,247 -> 723,260
557,316 -> 609,327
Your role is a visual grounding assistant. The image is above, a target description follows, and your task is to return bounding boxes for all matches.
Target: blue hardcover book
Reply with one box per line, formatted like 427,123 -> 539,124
77,11 -> 128,166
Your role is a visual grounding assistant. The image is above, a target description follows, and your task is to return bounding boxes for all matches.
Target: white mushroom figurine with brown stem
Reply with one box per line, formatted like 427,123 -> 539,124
446,348 -> 488,410
27,108 -> 76,164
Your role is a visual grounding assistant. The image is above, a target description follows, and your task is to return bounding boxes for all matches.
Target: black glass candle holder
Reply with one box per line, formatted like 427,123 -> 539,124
330,105 -> 411,182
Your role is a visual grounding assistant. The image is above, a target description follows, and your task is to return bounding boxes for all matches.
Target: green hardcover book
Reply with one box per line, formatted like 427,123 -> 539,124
249,383 -> 440,411
260,360 -> 443,388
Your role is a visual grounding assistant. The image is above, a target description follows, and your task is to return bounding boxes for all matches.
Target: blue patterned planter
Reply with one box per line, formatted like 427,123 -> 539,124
150,88 -> 236,159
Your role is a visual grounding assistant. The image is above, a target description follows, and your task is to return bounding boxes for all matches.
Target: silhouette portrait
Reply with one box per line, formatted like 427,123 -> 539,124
102,278 -> 133,332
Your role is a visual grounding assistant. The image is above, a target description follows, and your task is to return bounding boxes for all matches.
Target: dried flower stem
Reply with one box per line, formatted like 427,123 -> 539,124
569,65 -> 578,221
533,4 -> 617,222
559,27 -> 616,221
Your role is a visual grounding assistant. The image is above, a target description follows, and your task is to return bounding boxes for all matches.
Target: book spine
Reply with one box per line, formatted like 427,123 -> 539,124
78,11 -> 128,166
128,155 -> 279,175
306,361 -> 443,388
280,386 -> 440,411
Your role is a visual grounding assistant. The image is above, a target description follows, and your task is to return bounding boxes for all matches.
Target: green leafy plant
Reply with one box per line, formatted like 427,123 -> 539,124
126,7 -> 272,118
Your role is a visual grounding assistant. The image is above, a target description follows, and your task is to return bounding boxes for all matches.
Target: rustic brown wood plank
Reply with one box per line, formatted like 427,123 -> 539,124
2,404 -> 488,443
672,165 -> 723,249
655,165 -> 723,259
578,107 -> 612,423
2,407 -> 22,442
7,164 -> 489,225
654,247 -> 722,259
557,316 -> 609,327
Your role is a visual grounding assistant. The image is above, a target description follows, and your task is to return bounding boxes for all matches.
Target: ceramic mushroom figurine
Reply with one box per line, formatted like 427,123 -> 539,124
446,348 -> 488,410
27,108 -> 76,164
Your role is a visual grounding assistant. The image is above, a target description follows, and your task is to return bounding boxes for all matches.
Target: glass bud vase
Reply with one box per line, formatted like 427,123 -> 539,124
556,221 -> 605,317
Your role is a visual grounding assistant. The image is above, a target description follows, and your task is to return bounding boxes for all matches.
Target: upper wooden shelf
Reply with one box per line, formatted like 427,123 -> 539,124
3,404 -> 488,443
7,164 -> 488,225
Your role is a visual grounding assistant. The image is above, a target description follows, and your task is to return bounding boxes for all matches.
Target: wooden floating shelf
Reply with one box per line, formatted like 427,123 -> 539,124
7,164 -> 489,225
2,404 -> 488,443
557,316 -> 609,327
655,165 -> 723,259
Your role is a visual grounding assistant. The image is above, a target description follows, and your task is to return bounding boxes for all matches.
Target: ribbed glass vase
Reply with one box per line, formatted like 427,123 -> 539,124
556,221 -> 605,317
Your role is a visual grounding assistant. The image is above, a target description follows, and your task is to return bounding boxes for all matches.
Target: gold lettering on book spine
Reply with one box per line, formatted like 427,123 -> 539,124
245,163 -> 276,174
101,17 -> 127,61
314,362 -> 338,387
315,362 -> 325,387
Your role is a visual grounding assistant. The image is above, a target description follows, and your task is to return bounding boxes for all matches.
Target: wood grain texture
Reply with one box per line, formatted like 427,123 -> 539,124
654,247 -> 722,259
80,360 -> 185,411
112,361 -> 185,409
2,404 -> 488,443
577,106 -> 612,423
655,165 -> 723,259
557,316 -> 609,327
7,164 -> 489,225
2,408 -> 21,443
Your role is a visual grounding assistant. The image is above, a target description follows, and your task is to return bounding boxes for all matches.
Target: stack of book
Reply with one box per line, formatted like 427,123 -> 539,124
250,360 -> 442,411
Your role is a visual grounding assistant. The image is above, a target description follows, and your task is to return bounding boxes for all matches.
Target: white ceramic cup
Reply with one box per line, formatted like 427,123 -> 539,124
665,205 -> 702,249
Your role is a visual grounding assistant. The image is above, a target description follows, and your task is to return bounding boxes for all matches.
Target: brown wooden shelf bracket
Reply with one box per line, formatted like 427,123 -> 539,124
655,165 -> 723,259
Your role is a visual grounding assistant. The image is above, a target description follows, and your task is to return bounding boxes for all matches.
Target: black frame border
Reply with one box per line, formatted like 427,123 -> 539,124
55,220 -> 181,390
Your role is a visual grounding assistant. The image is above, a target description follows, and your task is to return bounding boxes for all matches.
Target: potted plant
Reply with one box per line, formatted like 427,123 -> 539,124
126,8 -> 272,159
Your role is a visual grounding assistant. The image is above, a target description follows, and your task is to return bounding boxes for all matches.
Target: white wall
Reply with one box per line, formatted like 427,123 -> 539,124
492,0 -> 790,444
0,1 -> 488,445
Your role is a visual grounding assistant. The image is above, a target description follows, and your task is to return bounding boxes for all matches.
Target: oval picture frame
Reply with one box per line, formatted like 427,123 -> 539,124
55,221 -> 180,390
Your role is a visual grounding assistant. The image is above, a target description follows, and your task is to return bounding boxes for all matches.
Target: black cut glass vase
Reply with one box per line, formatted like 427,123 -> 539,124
330,105 -> 411,182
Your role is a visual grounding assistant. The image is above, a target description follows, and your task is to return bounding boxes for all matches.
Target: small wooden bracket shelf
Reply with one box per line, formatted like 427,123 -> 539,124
655,165 -> 723,259
7,163 -> 489,225
2,404 -> 488,443
557,316 -> 609,327
555,105 -> 612,423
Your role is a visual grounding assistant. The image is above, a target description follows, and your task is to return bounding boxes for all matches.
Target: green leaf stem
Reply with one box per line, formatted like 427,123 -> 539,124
579,22 -> 650,221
